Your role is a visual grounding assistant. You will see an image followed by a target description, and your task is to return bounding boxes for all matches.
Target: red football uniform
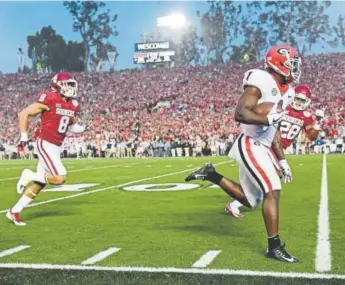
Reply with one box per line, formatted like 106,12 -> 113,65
280,105 -> 313,149
36,91 -> 80,146
32,127 -> 41,141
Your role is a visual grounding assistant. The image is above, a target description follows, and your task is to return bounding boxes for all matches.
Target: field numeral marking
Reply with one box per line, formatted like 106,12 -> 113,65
0,245 -> 30,259
82,247 -> 121,265
192,250 -> 221,268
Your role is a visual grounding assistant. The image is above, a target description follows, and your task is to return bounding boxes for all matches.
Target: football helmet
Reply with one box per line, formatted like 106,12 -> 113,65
291,85 -> 312,111
265,45 -> 301,83
51,72 -> 78,98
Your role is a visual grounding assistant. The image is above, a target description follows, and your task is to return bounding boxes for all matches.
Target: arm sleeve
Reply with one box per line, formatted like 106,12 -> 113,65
36,92 -> 53,107
242,69 -> 264,90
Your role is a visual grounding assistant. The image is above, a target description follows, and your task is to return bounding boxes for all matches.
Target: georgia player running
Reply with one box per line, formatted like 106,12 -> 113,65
185,45 -> 300,262
7,72 -> 88,226
227,85 -> 321,218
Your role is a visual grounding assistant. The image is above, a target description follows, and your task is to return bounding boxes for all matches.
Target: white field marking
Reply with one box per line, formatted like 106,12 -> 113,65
315,154 -> 331,272
0,263 -> 344,280
0,246 -> 30,259
165,165 -> 172,168
0,161 -> 229,214
187,165 -> 193,167
192,250 -> 222,268
0,161 -> 156,182
0,166 -> 35,171
81,248 -> 121,265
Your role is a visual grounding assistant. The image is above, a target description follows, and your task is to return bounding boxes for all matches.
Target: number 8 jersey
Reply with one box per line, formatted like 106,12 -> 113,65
280,105 -> 313,149
36,91 -> 80,146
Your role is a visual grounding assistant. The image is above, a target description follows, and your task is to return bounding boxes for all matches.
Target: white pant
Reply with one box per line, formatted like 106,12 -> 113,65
229,134 -> 281,208
36,138 -> 66,182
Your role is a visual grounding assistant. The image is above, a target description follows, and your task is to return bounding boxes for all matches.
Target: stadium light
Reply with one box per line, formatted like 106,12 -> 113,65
157,13 -> 186,29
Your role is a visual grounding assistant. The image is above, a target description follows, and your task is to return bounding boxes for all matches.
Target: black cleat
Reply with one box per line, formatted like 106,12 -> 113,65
185,163 -> 215,182
265,243 -> 299,263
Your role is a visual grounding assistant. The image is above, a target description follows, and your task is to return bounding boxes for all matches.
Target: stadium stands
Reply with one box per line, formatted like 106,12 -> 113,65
0,52 -> 344,158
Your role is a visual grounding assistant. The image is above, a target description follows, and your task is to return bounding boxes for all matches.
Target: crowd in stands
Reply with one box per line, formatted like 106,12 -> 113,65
0,52 -> 344,159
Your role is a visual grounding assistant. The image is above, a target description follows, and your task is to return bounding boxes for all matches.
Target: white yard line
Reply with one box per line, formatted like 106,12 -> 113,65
0,161 -> 156,182
192,250 -> 221,268
0,263 -> 344,279
0,246 -> 30,259
0,161 -> 229,214
81,248 -> 121,265
315,154 -> 331,272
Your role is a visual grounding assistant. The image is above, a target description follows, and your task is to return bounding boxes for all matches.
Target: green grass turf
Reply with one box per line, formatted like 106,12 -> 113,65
0,155 -> 343,285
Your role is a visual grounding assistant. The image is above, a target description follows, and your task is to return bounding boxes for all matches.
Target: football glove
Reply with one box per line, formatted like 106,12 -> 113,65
266,101 -> 287,126
279,159 -> 292,183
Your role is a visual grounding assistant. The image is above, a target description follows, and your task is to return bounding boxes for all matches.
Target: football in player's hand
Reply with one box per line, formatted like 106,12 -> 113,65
306,128 -> 319,141
252,102 -> 275,116
252,101 -> 284,116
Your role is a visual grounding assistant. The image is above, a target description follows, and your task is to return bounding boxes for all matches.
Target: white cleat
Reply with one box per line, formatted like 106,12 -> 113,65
16,169 -> 34,194
6,210 -> 26,226
225,203 -> 244,219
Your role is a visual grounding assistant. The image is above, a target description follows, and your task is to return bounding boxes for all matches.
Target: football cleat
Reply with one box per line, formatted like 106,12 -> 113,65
225,203 -> 244,218
265,243 -> 299,263
6,210 -> 26,226
185,163 -> 215,182
16,169 -> 34,194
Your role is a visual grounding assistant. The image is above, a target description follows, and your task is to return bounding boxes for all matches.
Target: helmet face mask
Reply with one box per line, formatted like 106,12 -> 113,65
51,73 -> 78,98
291,85 -> 312,111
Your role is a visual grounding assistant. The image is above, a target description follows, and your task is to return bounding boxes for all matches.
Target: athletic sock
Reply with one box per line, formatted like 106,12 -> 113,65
268,235 -> 281,250
230,200 -> 243,208
207,171 -> 224,185
12,195 -> 33,213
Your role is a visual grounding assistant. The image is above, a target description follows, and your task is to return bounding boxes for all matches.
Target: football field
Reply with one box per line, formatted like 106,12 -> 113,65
0,155 -> 344,285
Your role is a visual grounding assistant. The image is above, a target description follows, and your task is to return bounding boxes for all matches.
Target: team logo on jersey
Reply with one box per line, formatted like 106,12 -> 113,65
254,141 -> 260,146
272,88 -> 278,96
72,100 -> 78,107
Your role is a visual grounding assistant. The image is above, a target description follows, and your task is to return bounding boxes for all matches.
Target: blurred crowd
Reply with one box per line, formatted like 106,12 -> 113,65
0,52 -> 344,159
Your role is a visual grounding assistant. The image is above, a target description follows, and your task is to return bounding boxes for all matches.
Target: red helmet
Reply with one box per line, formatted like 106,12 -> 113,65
51,72 -> 78,98
265,45 -> 301,83
291,85 -> 312,111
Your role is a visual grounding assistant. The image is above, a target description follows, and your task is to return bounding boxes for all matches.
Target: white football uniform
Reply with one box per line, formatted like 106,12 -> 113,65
229,69 -> 293,207
240,69 -> 294,147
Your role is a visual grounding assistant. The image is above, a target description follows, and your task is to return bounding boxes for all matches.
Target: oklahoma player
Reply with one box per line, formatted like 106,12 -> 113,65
7,72 -> 88,226
280,85 -> 320,151
227,85 -> 321,217
185,45 -> 299,262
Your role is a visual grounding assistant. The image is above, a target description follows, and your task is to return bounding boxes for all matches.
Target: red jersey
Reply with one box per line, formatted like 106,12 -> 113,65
280,106 -> 313,148
32,127 -> 41,141
37,91 -> 80,146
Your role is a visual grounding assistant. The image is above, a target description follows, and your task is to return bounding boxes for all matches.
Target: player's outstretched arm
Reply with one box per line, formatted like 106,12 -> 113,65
18,103 -> 49,140
235,86 -> 269,125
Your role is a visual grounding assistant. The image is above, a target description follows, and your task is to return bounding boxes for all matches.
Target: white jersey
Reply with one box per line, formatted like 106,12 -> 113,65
240,69 -> 295,147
